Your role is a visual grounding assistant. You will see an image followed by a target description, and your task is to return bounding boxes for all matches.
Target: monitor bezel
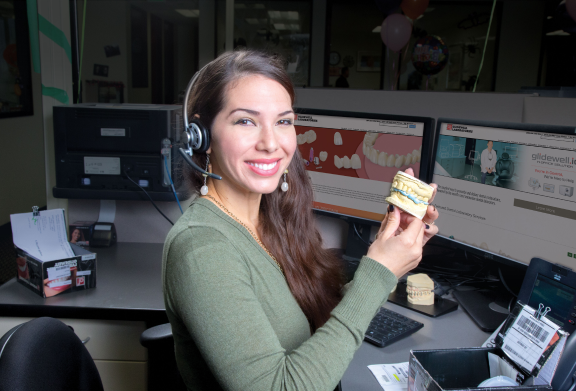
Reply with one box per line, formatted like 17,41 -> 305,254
294,107 -> 435,227
429,117 -> 576,270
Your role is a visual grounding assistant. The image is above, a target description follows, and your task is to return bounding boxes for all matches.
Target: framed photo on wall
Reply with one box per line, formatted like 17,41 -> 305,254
0,0 -> 34,119
357,51 -> 381,72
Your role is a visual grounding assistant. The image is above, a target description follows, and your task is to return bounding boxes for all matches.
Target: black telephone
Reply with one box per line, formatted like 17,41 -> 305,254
516,258 -> 576,391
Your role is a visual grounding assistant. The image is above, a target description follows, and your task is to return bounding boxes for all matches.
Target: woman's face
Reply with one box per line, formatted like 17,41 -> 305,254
208,75 -> 296,195
71,229 -> 81,242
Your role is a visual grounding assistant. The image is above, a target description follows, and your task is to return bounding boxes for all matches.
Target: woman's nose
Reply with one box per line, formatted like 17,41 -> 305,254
256,124 -> 279,152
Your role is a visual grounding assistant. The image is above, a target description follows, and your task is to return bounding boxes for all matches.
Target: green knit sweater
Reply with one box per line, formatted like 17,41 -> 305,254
162,198 -> 397,391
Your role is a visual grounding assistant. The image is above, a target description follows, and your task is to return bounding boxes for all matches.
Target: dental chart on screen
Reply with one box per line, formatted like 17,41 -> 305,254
432,122 -> 576,268
294,113 -> 425,222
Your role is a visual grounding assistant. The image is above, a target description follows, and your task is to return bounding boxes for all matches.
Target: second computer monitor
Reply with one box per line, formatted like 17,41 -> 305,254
431,118 -> 576,270
294,108 -> 434,225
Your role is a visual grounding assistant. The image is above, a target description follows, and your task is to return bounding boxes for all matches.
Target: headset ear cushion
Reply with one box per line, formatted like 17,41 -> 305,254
190,119 -> 210,153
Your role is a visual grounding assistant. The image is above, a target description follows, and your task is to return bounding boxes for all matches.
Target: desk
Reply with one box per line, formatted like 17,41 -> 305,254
0,243 -> 491,391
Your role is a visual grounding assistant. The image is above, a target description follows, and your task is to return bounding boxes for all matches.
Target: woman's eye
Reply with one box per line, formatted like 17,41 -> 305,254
277,119 -> 293,125
235,118 -> 254,126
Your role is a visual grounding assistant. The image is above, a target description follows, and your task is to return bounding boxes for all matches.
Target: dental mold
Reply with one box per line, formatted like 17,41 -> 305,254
385,171 -> 434,219
319,151 -> 328,162
363,132 -> 421,168
406,273 -> 434,305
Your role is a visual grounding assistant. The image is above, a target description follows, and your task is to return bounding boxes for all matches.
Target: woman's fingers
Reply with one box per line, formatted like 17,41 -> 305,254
378,206 -> 401,241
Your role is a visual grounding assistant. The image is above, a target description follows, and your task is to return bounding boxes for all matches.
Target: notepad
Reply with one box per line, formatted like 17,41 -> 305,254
11,209 -> 75,262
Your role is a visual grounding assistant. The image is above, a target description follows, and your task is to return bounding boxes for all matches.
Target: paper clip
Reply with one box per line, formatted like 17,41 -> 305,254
535,303 -> 551,320
32,206 -> 40,217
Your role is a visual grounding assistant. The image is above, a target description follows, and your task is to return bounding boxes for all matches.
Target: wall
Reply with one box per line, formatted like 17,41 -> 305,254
0,71 -> 45,226
76,1 -> 130,103
495,1 -> 546,92
327,3 -> 383,90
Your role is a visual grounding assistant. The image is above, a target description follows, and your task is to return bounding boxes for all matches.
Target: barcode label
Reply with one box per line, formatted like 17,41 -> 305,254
47,265 -> 70,280
517,315 -> 550,343
504,343 -> 520,357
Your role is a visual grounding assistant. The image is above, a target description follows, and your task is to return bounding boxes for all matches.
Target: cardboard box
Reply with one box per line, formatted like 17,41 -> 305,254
15,243 -> 96,298
408,347 -> 551,391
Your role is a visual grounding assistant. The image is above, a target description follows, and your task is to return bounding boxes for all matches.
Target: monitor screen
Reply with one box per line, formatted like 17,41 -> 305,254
294,109 -> 434,225
431,118 -> 576,269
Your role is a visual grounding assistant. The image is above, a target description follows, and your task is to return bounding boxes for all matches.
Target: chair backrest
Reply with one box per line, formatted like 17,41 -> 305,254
0,317 -> 103,391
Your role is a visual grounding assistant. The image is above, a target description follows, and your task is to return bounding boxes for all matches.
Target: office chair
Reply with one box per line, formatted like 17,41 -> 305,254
493,152 -> 515,185
140,323 -> 186,391
0,317 -> 103,391
141,323 -> 343,391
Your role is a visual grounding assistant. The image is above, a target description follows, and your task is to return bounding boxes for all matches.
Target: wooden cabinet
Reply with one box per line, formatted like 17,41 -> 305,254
0,317 -> 147,391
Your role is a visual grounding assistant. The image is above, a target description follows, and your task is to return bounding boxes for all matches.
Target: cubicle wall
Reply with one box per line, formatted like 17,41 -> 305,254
67,90 -> 576,248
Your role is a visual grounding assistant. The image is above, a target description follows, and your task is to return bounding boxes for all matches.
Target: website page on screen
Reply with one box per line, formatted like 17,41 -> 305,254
294,114 -> 424,221
432,122 -> 576,268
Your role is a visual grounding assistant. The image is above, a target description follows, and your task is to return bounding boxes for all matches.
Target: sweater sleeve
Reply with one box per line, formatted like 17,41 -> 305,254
165,228 -> 397,391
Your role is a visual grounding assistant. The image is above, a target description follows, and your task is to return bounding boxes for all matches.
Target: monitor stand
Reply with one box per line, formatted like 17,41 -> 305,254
452,288 -> 512,332
341,221 -> 371,281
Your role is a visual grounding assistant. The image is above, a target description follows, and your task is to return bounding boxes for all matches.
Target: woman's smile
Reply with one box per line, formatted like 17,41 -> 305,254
246,159 -> 281,176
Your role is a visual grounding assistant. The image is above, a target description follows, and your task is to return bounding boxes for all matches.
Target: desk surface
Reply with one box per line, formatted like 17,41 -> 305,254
0,243 -> 166,323
0,243 -> 491,390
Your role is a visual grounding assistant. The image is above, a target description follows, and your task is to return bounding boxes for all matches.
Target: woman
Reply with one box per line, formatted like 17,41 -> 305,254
162,50 -> 439,391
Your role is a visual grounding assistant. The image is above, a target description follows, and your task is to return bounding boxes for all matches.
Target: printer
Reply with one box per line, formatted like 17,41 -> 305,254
53,104 -> 188,201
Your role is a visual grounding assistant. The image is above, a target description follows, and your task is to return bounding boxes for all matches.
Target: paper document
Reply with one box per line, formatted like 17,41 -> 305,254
11,209 -> 74,262
368,362 -> 410,391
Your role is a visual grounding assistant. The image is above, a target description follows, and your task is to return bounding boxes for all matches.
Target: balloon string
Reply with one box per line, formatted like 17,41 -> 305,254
394,44 -> 410,90
473,0 -> 497,92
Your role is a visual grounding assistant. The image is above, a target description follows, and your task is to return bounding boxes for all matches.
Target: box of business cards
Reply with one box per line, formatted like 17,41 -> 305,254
16,243 -> 97,298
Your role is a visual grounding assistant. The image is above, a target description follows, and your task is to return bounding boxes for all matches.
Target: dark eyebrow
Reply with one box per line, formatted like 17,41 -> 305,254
228,108 -> 259,117
227,109 -> 294,118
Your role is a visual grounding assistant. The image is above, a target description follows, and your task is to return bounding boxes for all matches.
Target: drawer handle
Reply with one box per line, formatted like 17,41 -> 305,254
82,337 -> 90,344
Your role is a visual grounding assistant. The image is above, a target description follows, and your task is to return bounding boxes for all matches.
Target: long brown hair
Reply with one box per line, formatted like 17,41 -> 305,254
184,50 -> 345,332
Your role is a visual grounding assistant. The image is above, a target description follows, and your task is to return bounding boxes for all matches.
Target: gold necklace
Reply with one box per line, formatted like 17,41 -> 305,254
204,195 -> 285,278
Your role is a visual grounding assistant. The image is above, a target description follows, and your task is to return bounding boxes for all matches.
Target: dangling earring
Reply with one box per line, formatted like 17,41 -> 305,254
281,169 -> 289,192
200,155 -> 210,195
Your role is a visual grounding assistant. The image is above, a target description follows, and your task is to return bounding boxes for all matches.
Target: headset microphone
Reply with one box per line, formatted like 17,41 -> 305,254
180,67 -> 222,181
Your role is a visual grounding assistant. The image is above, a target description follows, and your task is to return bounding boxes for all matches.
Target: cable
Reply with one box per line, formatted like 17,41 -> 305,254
353,223 -> 373,247
164,155 -> 183,214
498,267 -> 518,298
473,0 -> 497,92
124,170 -> 174,226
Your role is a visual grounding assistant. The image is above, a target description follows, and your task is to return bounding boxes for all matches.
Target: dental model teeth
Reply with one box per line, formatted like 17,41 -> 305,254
334,132 -> 343,145
334,155 -> 343,169
394,155 -> 405,168
306,130 -> 317,144
351,154 -> 361,169
342,156 -> 351,169
406,273 -> 434,305
297,134 -> 306,145
377,152 -> 388,166
362,132 -> 421,168
385,171 -> 434,219
319,151 -> 328,162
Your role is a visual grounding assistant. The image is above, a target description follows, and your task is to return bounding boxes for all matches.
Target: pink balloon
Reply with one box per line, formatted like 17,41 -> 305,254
380,14 -> 412,52
568,0 -> 576,22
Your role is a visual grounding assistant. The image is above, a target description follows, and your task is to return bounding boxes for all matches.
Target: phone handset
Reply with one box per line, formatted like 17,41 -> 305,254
552,332 -> 576,391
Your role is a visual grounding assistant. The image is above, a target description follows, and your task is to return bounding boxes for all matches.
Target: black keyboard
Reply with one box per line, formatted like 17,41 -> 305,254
364,307 -> 424,348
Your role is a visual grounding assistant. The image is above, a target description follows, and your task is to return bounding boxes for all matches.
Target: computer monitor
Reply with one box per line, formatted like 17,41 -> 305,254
429,118 -> 576,330
293,108 -> 435,268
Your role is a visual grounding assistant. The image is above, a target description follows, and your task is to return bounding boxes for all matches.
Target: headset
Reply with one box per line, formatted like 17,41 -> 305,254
179,66 -> 222,180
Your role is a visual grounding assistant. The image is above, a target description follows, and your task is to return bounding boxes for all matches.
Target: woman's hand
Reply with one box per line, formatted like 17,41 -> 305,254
366,206 -> 425,278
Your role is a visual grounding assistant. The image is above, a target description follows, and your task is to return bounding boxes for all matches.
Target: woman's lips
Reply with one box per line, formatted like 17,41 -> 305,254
47,276 -> 72,292
246,160 -> 281,177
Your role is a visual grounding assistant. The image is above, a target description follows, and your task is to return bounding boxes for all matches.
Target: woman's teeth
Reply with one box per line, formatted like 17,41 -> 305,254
249,161 -> 278,171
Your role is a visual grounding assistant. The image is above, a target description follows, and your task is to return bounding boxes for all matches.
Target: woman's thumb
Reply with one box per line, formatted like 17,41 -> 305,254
380,206 -> 401,240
